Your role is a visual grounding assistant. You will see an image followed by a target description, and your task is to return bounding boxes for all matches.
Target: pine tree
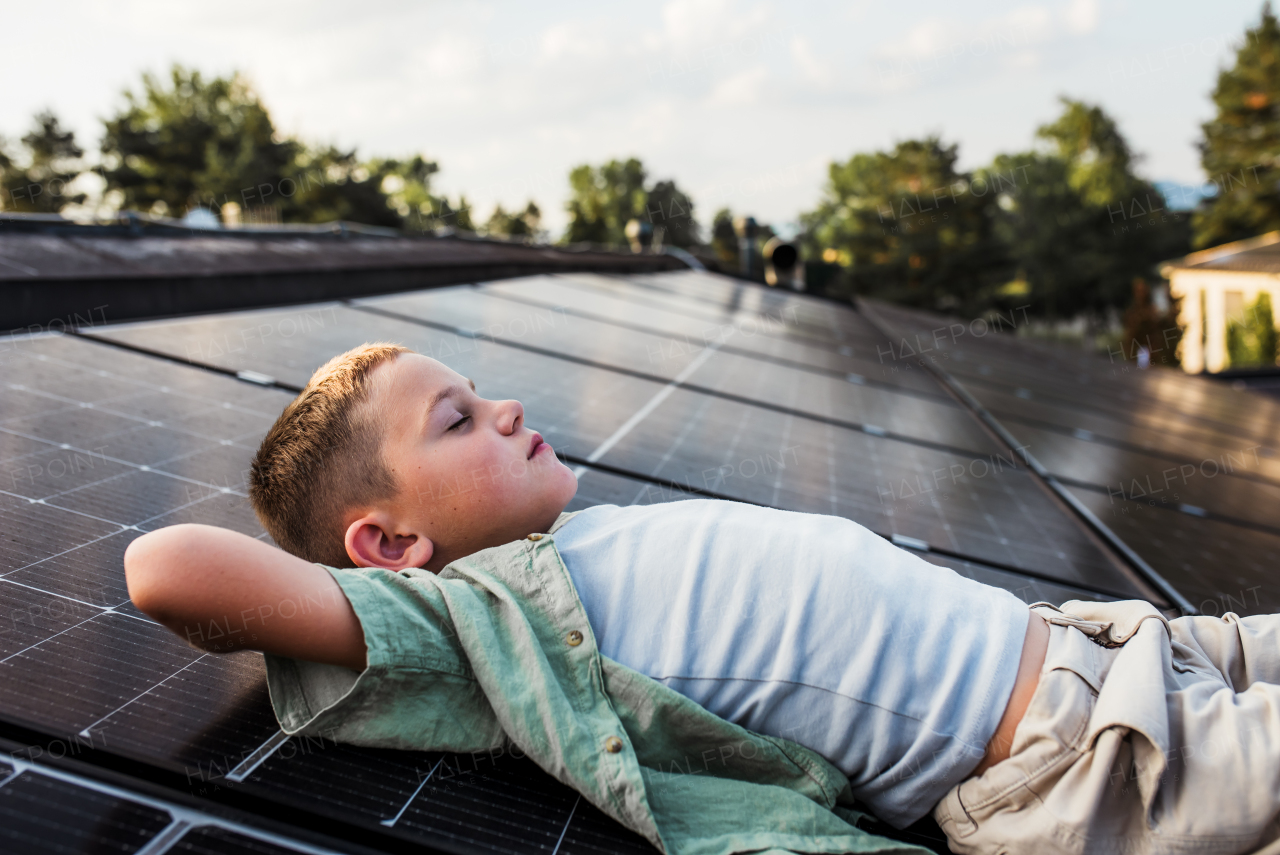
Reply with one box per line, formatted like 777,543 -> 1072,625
0,111 -> 86,214
1195,4 -> 1280,248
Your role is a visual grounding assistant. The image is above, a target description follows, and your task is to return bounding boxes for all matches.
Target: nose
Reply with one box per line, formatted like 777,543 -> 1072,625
496,399 -> 524,435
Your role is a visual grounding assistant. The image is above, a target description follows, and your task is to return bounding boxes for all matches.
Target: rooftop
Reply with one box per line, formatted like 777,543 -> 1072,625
0,253 -> 1277,853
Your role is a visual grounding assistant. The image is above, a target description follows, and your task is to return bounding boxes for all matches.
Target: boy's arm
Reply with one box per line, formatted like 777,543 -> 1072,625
125,523 -> 367,671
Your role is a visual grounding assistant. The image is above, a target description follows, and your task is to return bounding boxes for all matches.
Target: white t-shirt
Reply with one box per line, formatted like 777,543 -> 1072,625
552,500 -> 1029,829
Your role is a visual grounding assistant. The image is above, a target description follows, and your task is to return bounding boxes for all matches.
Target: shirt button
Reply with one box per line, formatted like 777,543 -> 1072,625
604,736 -> 624,754
527,533 -> 543,541
566,630 -> 583,647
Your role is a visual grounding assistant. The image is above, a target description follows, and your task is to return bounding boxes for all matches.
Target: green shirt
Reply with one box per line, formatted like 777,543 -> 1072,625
264,512 -> 929,855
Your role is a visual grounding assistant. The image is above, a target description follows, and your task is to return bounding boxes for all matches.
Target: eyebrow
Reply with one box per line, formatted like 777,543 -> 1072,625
422,379 -> 475,430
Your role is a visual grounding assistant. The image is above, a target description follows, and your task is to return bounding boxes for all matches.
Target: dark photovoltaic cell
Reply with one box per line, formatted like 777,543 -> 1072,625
167,825 -> 317,855
479,277 -> 945,396
93,304 -> 687,463
245,739 -> 651,855
573,464 -> 1122,606
1000,424 -> 1280,532
591,386 -> 1138,593
6,268 -> 1260,854
357,287 -> 996,454
1066,486 -> 1280,616
918,552 -> 1118,608
0,759 -> 344,855
861,299 -> 1280,605
0,770 -> 172,855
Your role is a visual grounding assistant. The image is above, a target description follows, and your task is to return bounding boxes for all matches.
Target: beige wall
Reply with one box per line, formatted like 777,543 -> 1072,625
1169,269 -> 1280,373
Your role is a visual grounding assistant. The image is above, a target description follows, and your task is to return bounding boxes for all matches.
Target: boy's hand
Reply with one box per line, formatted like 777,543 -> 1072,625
125,524 -> 367,671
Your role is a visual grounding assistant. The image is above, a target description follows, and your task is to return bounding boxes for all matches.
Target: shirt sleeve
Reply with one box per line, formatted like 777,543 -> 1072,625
262,565 -> 506,753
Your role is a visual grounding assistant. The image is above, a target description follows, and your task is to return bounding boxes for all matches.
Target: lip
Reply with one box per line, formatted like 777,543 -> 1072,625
527,433 -> 547,459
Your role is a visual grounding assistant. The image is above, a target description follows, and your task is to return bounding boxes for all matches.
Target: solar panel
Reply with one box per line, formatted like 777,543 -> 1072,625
0,755 -> 355,854
860,298 -> 1280,615
0,769 -> 172,855
1065,485 -> 1280,615
9,268 -> 1256,855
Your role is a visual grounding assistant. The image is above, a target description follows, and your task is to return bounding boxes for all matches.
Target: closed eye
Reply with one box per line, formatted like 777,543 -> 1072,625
447,414 -> 471,431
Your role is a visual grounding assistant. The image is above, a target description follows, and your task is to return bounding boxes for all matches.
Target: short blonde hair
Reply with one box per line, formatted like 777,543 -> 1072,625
249,343 -> 410,566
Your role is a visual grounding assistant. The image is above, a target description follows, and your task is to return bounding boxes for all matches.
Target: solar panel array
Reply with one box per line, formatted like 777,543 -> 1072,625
2,268 -> 1269,854
864,299 -> 1280,618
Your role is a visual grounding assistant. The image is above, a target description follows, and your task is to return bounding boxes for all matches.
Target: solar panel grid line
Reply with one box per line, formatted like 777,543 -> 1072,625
478,278 -> 925,386
83,293 -> 1006,467
549,795 -> 580,855
68,328 -> 310,397
77,654 -> 211,738
348,300 -> 999,460
470,286 -> 952,403
0,609 -> 101,666
982,408 -> 1280,491
1064,486 -> 1280,615
0,522 -> 127,577
965,383 -> 1280,469
226,732 -> 291,783
585,378 -> 1132,591
861,300 -> 1199,615
0,769 -> 174,855
857,299 -> 1186,612
867,301 -> 1280,449
136,819 -> 194,855
553,274 -> 867,356
381,756 -> 445,828
1055,476 -> 1280,538
0,405 -> 264,500
956,371 -> 1279,444
0,753 -> 358,855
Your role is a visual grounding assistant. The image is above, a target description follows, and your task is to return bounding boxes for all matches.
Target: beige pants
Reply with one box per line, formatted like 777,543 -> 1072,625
935,600 -> 1280,855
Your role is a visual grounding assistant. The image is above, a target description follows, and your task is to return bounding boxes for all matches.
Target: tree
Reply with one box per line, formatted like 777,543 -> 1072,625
377,155 -> 440,223
1227,292 -> 1278,367
645,180 -> 698,246
276,146 -> 414,228
710,208 -> 739,269
563,158 -> 648,245
484,201 -> 543,240
988,99 -> 1189,317
100,66 -> 298,217
799,136 -> 1007,311
1195,5 -> 1280,248
1,111 -> 86,213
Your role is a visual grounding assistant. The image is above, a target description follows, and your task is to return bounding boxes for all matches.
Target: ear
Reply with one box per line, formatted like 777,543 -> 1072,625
344,512 -> 434,571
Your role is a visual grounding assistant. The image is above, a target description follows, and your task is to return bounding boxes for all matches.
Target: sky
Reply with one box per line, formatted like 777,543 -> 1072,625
1,0 -> 1265,236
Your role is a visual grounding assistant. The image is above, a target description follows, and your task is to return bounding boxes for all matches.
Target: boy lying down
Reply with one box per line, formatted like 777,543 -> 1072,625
126,344 -> 1280,855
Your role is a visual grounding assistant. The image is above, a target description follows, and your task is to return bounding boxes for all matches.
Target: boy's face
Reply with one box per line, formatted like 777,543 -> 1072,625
357,353 -> 577,569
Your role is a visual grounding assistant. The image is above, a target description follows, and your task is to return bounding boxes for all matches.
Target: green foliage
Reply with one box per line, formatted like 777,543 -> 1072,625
645,180 -> 699,247
99,64 -> 435,228
376,155 -> 441,222
799,136 -> 1008,311
990,99 -> 1189,316
710,208 -> 739,269
484,201 -> 543,240
1195,6 -> 1280,248
563,158 -> 648,245
100,66 -> 298,217
1227,291 -> 1279,367
276,146 -> 406,228
0,110 -> 87,213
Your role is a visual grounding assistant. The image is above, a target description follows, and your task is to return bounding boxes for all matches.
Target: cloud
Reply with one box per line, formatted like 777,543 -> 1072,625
1063,0 -> 1100,34
707,65 -> 769,106
868,2 -> 1100,92
790,34 -> 830,87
